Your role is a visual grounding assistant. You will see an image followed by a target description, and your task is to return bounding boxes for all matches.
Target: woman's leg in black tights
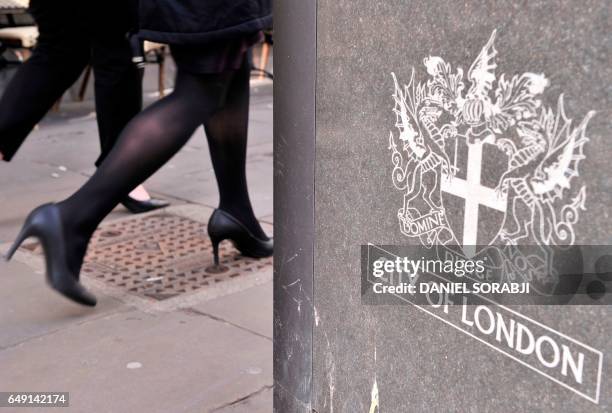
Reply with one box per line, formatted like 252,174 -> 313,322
204,59 -> 268,239
56,69 -> 232,274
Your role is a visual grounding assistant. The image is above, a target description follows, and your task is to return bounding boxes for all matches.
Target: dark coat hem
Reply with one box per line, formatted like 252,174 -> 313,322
139,15 -> 272,45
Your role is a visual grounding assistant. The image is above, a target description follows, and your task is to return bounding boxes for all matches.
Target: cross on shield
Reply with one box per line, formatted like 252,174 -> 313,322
441,135 -> 509,253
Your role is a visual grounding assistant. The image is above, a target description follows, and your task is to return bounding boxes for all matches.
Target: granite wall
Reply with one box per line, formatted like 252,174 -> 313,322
276,1 -> 612,411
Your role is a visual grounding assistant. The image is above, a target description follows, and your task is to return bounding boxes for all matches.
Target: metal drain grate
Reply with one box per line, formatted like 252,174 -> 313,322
22,213 -> 272,300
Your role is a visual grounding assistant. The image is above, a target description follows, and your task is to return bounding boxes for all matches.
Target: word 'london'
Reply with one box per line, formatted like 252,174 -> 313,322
459,299 -> 584,384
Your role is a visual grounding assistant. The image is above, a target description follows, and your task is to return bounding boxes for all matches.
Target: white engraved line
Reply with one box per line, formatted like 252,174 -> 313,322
367,243 -> 603,404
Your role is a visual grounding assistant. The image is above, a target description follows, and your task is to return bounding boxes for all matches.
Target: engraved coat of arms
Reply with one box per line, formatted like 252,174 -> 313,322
389,30 -> 594,255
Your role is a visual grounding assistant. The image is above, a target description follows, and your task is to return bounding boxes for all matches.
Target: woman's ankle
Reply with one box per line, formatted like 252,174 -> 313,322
128,185 -> 152,201
219,204 -> 267,239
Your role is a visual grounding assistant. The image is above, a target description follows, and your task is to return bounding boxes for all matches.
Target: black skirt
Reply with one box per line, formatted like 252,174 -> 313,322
170,31 -> 262,74
139,0 -> 272,46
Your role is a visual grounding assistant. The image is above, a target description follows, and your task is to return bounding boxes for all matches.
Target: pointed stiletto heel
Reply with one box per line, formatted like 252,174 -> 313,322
207,209 -> 273,263
5,204 -> 97,307
4,222 -> 34,262
211,237 -> 221,266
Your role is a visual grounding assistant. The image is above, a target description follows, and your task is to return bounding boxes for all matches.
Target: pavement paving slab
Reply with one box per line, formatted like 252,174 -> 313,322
0,309 -> 272,413
0,259 -> 128,350
213,386 -> 272,413
192,281 -> 273,340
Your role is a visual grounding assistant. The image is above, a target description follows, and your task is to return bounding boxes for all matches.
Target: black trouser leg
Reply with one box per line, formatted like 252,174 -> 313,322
91,34 -> 142,166
0,1 -> 90,161
0,41 -> 89,161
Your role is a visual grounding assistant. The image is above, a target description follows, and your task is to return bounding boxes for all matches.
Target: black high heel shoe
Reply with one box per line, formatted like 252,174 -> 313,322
207,209 -> 273,265
4,204 -> 97,307
120,196 -> 170,214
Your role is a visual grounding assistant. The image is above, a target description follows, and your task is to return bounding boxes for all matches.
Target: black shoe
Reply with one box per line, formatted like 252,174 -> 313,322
4,204 -> 97,306
207,209 -> 273,265
120,196 -> 169,214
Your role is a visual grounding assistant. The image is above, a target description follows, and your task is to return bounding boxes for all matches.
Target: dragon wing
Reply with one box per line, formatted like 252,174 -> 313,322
532,95 -> 595,202
389,72 -> 426,190
466,30 -> 498,100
